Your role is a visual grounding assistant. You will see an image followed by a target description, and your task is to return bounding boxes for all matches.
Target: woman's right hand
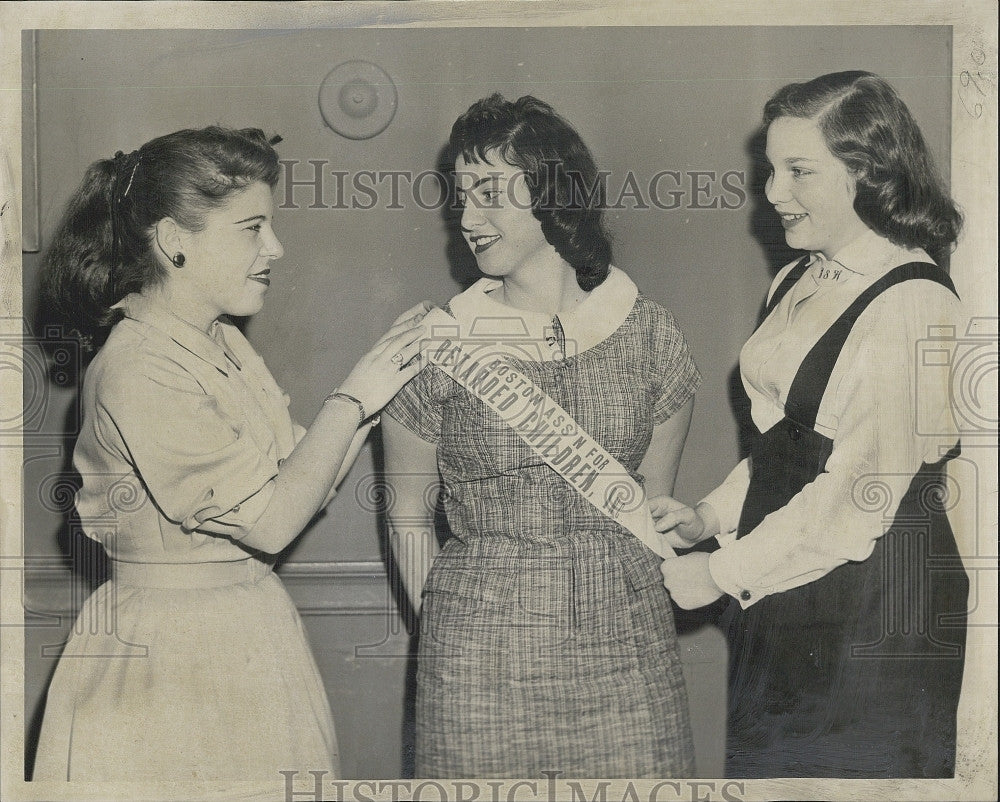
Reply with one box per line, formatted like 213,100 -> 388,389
337,302 -> 433,415
649,495 -> 717,548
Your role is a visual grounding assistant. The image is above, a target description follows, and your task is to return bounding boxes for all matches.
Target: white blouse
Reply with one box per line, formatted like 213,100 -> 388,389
704,228 -> 964,607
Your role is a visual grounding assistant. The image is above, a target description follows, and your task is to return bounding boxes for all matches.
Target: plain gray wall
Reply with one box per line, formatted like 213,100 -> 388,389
22,26 -> 952,779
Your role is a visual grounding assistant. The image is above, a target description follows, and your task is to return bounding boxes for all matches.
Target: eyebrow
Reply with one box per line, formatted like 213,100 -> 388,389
233,214 -> 267,224
456,174 -> 501,194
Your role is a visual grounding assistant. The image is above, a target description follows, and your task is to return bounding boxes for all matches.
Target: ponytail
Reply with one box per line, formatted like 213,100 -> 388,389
39,158 -> 123,353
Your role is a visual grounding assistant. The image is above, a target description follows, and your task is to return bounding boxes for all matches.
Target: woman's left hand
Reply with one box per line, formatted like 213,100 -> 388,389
660,553 -> 725,609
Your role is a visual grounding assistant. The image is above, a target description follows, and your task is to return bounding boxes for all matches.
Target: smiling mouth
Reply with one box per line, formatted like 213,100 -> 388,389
779,212 -> 808,226
249,269 -> 271,286
470,234 -> 500,254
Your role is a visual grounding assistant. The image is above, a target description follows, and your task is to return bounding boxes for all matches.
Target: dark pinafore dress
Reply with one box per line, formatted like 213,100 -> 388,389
723,258 -> 969,779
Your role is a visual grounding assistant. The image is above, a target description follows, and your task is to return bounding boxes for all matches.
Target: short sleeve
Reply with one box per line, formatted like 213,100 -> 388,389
651,308 -> 702,423
384,361 -> 447,443
95,352 -> 278,537
383,365 -> 447,443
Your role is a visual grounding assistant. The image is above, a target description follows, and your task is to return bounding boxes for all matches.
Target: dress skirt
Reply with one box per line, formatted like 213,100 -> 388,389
34,557 -> 339,783
415,534 -> 695,779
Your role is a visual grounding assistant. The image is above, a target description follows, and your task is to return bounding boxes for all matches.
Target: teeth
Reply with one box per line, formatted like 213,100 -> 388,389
780,213 -> 807,221
471,235 -> 500,244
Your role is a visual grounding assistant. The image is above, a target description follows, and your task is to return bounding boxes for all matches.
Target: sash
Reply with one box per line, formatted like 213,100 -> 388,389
421,306 -> 675,559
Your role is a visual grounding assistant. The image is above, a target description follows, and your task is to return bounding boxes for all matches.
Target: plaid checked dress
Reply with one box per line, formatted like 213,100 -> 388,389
386,268 -> 700,778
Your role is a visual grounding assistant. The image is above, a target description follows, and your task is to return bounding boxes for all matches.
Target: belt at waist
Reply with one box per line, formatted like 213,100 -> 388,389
112,557 -> 273,589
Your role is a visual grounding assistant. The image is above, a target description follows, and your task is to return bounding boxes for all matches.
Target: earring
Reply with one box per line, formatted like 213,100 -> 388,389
171,253 -> 185,268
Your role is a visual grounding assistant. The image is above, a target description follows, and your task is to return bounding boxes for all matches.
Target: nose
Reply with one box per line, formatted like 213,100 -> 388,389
262,225 -> 284,260
764,169 -> 786,206
460,198 -> 486,231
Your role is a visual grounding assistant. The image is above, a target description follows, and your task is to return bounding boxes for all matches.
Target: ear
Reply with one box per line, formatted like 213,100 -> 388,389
154,217 -> 186,264
845,163 -> 866,194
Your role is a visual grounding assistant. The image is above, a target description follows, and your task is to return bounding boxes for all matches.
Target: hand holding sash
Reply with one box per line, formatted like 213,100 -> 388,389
660,552 -> 726,609
649,495 -> 721,549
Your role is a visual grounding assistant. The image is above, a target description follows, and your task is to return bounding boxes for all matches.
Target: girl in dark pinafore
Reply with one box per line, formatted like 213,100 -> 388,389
655,71 -> 969,779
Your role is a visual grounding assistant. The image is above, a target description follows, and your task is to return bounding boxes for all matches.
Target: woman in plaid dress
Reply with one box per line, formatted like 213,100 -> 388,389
384,95 -> 699,778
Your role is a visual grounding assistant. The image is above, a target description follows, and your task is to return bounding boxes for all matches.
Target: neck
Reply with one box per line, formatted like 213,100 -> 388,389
819,221 -> 874,262
143,282 -> 218,335
498,254 -> 590,316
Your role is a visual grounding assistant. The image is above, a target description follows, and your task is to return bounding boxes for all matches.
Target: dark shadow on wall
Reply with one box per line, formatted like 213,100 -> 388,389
674,126 -> 804,638
436,143 -> 485,292
746,125 -> 802,283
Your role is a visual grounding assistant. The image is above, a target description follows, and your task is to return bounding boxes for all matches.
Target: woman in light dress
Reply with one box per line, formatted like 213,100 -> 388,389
34,126 -> 427,787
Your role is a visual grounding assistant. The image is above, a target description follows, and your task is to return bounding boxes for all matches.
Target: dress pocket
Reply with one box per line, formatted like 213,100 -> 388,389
513,558 -> 575,648
616,547 -> 677,649
420,562 -> 517,648
618,548 -> 662,591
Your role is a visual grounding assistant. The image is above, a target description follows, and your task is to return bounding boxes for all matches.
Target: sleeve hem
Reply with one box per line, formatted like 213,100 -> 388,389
383,405 -> 442,444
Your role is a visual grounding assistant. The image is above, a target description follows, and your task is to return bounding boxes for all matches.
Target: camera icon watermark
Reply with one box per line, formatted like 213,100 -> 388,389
915,317 -> 998,439
428,313 -> 579,361
0,319 -> 83,440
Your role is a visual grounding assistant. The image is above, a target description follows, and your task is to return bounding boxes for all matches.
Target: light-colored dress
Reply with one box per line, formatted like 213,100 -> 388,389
33,295 -> 339,783
387,267 -> 700,778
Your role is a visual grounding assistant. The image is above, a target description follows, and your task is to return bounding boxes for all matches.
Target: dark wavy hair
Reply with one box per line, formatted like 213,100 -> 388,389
40,126 -> 280,352
449,93 -> 612,291
763,71 -> 962,262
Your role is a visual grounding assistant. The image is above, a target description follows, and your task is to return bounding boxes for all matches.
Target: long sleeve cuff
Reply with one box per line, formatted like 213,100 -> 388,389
699,458 -> 751,538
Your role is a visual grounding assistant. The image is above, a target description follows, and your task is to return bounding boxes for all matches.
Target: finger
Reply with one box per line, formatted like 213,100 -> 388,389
662,530 -> 697,550
651,495 -> 685,514
652,511 -> 683,533
375,332 -> 427,376
376,310 -> 431,343
648,496 -> 669,516
373,318 -> 428,350
388,338 -> 424,368
391,301 -> 434,327
654,531 -> 679,559
672,594 -> 700,611
381,354 -> 425,394
396,356 -> 424,383
383,322 -> 429,353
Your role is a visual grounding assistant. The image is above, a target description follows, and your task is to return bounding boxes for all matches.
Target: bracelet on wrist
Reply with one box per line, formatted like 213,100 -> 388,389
324,390 -> 380,428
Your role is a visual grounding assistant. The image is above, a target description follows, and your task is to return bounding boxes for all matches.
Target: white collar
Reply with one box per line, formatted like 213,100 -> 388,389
812,228 -> 933,277
444,265 -> 638,361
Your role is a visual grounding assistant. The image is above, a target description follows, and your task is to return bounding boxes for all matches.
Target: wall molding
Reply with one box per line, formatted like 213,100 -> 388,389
19,559 -> 403,618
